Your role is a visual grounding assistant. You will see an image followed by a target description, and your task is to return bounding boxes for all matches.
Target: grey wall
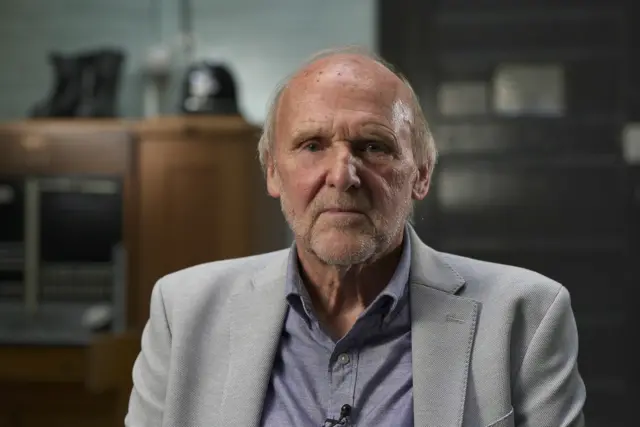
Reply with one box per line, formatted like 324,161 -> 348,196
0,0 -> 155,120
0,0 -> 377,123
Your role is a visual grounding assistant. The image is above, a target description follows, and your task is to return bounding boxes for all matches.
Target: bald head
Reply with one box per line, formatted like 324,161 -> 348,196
258,47 -> 436,178
276,54 -> 414,153
285,53 -> 409,98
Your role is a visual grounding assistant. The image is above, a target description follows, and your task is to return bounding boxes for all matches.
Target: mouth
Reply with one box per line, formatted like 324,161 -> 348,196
323,208 -> 363,213
314,208 -> 370,228
319,209 -> 367,221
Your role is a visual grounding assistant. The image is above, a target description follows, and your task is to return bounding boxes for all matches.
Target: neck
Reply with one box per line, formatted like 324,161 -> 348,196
295,230 -> 405,339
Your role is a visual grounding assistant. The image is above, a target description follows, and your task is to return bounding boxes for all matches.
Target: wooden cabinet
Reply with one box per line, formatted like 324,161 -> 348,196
132,115 -> 284,326
0,115 -> 287,426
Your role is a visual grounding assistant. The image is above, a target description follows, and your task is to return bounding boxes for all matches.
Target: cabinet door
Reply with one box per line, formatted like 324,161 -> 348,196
0,382 -> 117,427
137,137 -> 255,324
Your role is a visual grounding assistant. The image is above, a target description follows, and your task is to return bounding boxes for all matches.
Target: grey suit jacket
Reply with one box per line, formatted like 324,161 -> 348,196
125,227 -> 586,427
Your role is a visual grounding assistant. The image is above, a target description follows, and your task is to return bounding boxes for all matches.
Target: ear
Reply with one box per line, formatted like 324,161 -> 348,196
266,158 -> 282,198
411,165 -> 430,201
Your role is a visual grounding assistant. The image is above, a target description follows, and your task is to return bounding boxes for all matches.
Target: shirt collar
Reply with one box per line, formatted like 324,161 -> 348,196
285,226 -> 412,326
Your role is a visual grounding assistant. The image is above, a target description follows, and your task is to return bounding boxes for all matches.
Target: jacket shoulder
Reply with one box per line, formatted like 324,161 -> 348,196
152,249 -> 290,313
438,251 -> 566,306
438,252 -> 577,368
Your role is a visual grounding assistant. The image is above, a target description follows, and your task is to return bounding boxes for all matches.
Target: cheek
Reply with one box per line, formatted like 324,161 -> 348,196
279,165 -> 321,209
387,167 -> 407,190
371,165 -> 414,206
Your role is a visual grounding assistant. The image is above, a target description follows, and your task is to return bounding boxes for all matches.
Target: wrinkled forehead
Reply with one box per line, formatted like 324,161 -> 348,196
276,55 -> 413,137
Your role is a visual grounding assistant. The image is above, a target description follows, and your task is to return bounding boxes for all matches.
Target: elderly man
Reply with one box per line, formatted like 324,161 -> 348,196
125,48 -> 586,427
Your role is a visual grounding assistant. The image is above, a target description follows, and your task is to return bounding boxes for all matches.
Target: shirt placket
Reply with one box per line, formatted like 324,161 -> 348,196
327,342 -> 358,426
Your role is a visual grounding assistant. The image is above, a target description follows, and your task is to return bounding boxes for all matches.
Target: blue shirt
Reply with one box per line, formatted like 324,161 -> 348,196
260,230 -> 413,426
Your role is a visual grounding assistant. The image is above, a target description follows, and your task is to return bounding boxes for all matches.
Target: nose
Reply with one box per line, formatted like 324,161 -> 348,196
325,144 -> 361,191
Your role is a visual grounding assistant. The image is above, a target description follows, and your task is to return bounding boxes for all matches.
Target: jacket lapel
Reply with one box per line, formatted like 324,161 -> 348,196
219,253 -> 289,427
408,227 -> 480,427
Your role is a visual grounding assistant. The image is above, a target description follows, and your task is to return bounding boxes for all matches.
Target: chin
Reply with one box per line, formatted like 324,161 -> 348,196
309,227 -> 377,265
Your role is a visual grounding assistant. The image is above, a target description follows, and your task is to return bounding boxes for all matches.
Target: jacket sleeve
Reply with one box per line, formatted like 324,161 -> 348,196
125,279 -> 172,426
513,286 -> 586,427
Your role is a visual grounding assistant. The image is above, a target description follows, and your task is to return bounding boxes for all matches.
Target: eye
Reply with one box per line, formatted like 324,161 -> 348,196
354,140 -> 389,154
364,141 -> 386,152
301,140 -> 322,152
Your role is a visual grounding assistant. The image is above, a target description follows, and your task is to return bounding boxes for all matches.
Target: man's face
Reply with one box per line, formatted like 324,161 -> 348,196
267,55 -> 429,265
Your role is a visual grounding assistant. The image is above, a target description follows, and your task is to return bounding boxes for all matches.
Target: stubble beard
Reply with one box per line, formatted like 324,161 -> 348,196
279,195 -> 410,266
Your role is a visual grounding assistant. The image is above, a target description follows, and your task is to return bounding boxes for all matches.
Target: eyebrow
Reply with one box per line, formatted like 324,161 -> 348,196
290,127 -> 324,144
358,124 -> 396,140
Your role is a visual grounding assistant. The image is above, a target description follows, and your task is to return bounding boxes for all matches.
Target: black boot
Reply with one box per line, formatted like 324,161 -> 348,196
76,49 -> 126,118
30,53 -> 83,118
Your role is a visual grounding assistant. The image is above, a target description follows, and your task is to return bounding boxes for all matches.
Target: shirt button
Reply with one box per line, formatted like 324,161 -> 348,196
338,353 -> 350,365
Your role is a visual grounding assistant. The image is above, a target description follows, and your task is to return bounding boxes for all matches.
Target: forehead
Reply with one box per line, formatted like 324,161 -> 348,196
276,55 -> 411,136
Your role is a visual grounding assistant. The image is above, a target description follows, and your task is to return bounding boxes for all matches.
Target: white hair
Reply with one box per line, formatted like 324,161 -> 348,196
257,46 -> 437,181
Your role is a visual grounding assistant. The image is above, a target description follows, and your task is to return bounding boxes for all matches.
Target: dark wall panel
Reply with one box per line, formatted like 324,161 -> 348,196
380,0 -> 637,425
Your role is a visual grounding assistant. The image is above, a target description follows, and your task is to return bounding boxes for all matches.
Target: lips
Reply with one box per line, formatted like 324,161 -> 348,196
319,208 -> 367,220
323,208 -> 363,213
